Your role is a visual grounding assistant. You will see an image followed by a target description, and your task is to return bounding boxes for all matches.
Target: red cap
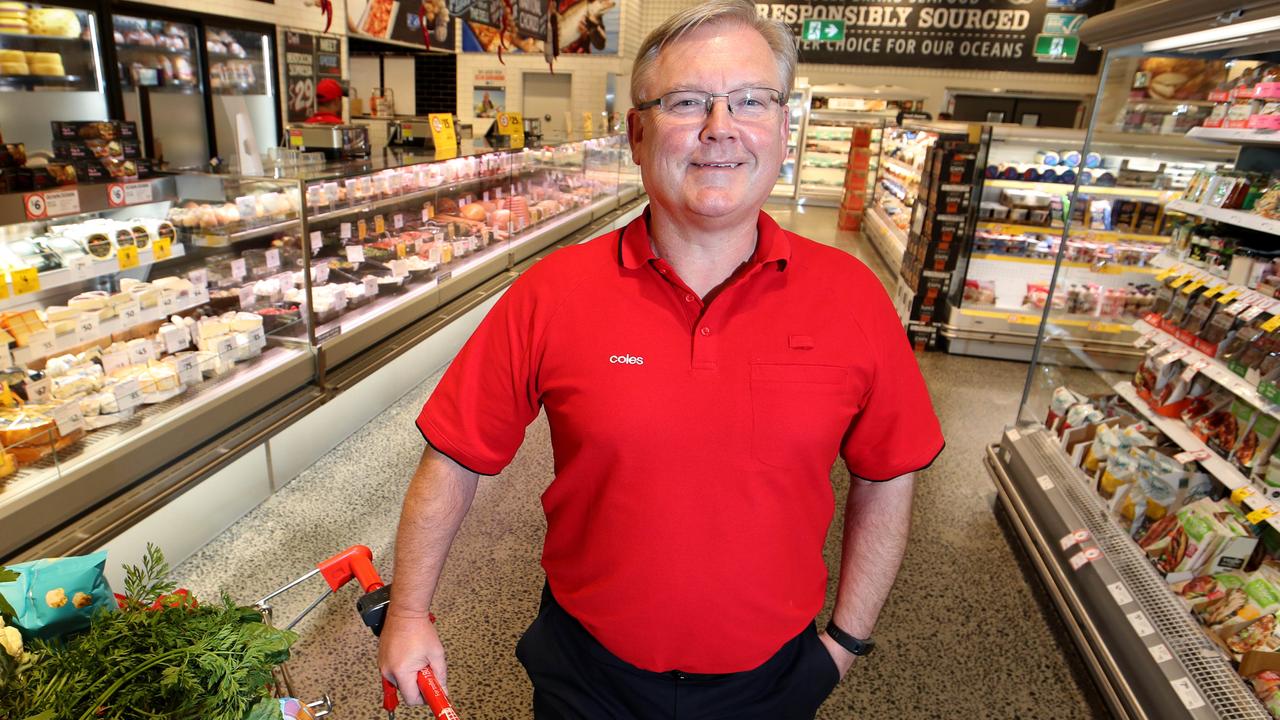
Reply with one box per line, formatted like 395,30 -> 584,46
316,78 -> 344,104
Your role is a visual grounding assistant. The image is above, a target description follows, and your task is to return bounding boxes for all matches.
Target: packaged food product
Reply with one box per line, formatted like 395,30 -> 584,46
1172,570 -> 1248,606
1139,498 -> 1258,577
0,550 -> 113,640
1248,670 -> 1280,718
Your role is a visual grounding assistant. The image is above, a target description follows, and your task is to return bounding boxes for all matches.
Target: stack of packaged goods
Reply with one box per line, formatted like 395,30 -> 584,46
1203,63 -> 1280,131
837,124 -> 874,231
50,121 -> 149,184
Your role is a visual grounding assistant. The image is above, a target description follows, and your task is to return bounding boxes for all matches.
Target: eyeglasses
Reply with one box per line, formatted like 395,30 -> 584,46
636,87 -> 783,121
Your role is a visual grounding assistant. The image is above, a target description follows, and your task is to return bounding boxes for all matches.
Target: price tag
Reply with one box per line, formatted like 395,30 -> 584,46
396,242 -> 407,259
1126,611 -> 1156,637
1174,449 -> 1212,464
235,195 -> 257,219
152,236 -> 173,261
129,340 -> 153,364
231,258 -> 247,280
101,350 -> 130,375
265,249 -> 281,270
325,182 -> 340,204
1226,300 -> 1248,316
357,219 -> 368,241
1180,360 -> 1207,382
76,313 -> 100,344
1219,289 -> 1243,305
1107,582 -> 1134,606
69,256 -> 94,281
25,376 -> 50,403
160,291 -> 177,315
112,378 -> 142,411
1149,644 -> 1172,663
390,259 -> 408,277
10,268 -> 39,295
1133,332 -> 1154,348
248,327 -> 266,349
188,268 -> 208,289
238,285 -> 255,309
192,284 -> 210,306
428,113 -> 457,159
1247,505 -> 1277,524
162,325 -> 191,354
116,244 -> 140,270
1233,486 -> 1258,504
1170,678 -> 1205,711
340,222 -> 352,239
1059,529 -> 1090,551
310,231 -> 324,254
374,215 -> 386,235
1155,266 -> 1180,281
394,213 -> 404,230
1180,279 -> 1205,295
423,207 -> 433,223
1068,552 -> 1089,570
117,300 -> 141,325
1263,315 -> 1280,333
1243,305 -> 1267,322
51,402 -> 85,435
1155,349 -> 1188,368
215,336 -> 236,359
346,245 -> 365,263
176,355 -> 201,386
363,276 -> 379,297
1036,475 -> 1054,491
1203,284 -> 1225,299
1169,273 -> 1194,288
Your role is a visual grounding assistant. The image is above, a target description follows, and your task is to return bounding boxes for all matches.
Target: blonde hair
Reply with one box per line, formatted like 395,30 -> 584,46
631,0 -> 797,106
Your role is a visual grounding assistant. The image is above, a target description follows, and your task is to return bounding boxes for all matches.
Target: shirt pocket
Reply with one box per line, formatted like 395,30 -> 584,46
749,362 -> 852,470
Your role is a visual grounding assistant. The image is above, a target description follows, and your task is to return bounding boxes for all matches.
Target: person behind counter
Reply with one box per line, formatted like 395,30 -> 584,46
306,78 -> 345,125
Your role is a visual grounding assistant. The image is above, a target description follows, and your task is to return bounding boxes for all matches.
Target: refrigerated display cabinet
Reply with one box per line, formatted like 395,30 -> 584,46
946,126 -> 1234,366
771,86 -> 808,200
0,134 -> 641,558
113,13 -> 209,169
206,23 -> 279,158
988,4 -> 1280,719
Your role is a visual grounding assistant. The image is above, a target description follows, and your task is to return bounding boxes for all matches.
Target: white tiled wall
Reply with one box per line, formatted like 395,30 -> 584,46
454,53 -> 624,134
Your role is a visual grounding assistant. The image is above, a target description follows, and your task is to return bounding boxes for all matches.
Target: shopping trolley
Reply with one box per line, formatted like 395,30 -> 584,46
255,544 -> 459,719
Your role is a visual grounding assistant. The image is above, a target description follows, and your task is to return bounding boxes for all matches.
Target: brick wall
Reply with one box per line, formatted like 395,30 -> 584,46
415,53 -> 458,115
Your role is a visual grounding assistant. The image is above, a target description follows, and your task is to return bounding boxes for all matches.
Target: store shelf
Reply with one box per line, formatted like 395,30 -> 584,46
797,184 -> 843,198
1166,199 -> 1280,236
956,306 -> 1133,333
881,156 -> 922,180
0,243 -> 188,311
809,109 -> 894,122
984,179 -> 1177,199
116,44 -> 193,56
1133,318 -> 1280,424
306,172 -> 508,224
1187,126 -> 1280,146
977,221 -> 1171,244
970,252 -> 1160,275
0,74 -> 90,91
865,203 -> 906,268
185,217 -> 298,247
0,32 -> 89,44
0,176 -> 177,225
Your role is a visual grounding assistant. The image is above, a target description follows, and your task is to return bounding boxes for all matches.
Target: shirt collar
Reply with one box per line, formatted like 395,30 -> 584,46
618,206 -> 791,272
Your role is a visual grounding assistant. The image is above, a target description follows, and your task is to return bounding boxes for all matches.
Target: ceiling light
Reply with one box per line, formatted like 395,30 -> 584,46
1142,14 -> 1280,52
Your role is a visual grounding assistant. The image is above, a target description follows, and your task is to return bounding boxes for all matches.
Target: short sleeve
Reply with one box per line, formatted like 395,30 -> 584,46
416,278 -> 543,475
840,286 -> 944,481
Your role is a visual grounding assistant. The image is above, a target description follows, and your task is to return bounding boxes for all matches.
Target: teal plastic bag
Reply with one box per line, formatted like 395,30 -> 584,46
0,550 -> 114,640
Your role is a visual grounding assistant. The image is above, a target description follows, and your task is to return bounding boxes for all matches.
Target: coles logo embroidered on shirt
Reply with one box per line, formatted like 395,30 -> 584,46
610,354 -> 645,365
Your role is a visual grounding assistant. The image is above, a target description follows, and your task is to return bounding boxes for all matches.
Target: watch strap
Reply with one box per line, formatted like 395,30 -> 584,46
825,619 -> 875,656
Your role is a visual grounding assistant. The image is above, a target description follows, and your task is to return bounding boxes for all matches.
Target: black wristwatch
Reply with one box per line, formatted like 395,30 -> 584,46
825,620 -> 875,656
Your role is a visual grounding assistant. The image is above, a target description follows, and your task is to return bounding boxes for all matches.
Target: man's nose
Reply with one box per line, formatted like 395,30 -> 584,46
699,97 -> 738,142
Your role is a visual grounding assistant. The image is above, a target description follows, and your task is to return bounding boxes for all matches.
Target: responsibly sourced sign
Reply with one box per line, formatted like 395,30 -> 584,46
756,0 -> 1112,74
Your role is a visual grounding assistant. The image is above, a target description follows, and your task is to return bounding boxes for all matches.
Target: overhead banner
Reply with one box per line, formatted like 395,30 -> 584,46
348,0 -> 458,49
756,0 -> 1112,74
459,0 -> 619,55
282,30 -> 343,123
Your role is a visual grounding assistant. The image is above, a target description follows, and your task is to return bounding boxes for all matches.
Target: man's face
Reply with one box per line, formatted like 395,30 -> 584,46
627,23 -> 788,227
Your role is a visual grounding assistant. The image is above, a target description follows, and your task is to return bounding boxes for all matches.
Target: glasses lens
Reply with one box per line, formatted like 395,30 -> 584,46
661,91 -> 710,117
728,88 -> 777,118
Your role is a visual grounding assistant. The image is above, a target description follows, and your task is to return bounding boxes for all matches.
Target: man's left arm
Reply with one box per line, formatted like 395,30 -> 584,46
819,472 -> 915,676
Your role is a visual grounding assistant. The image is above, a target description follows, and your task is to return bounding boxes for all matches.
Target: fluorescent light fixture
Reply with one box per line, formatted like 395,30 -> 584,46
1143,14 -> 1280,52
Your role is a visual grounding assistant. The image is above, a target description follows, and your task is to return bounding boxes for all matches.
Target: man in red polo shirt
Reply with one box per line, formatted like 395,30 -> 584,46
379,1 -> 943,716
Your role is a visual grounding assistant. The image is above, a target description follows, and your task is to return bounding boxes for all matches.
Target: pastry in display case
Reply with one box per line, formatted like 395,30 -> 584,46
988,7 -> 1280,720
945,125 -> 1234,365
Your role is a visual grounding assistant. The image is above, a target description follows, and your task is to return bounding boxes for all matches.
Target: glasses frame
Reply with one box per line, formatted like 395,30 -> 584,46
635,87 -> 785,119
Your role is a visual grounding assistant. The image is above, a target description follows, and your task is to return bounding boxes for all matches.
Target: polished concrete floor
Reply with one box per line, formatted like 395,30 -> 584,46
174,204 -> 1108,718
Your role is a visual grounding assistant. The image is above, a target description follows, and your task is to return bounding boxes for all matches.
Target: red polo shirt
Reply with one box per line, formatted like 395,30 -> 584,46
417,208 -> 943,673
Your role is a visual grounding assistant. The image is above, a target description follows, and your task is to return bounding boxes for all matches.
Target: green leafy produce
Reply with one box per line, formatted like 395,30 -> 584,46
0,566 -> 19,622
0,544 -> 295,720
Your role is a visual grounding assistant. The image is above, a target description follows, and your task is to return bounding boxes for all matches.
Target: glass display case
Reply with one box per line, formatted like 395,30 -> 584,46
946,126 -> 1234,365
771,87 -> 808,199
0,133 -> 640,558
114,13 -> 208,169
206,23 -> 278,158
0,1 -> 109,157
987,6 -> 1280,720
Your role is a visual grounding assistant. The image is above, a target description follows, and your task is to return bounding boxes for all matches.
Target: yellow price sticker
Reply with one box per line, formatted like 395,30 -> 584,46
10,267 -> 39,295
1203,284 -> 1225,298
396,242 -> 407,259
1219,290 -> 1243,305
1169,273 -> 1194,288
1263,315 -> 1280,333
152,236 -> 172,261
117,245 -> 139,270
1247,505 -> 1277,525
375,215 -> 386,235
357,219 -> 368,241
429,113 -> 457,160
0,277 -> 9,300
1233,486 -> 1257,504
1154,266 -> 1180,281
1180,280 -> 1206,295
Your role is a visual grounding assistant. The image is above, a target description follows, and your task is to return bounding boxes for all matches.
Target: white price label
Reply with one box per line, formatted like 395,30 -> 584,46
325,182 -> 340,204
1170,678 -> 1205,710
162,326 -> 191,355
235,195 -> 257,219
70,256 -> 94,280
265,249 -> 281,270
51,402 -> 85,435
176,355 -> 201,386
1107,582 -> 1133,606
310,231 -> 323,253
123,182 -> 153,205
129,341 -> 153,364
1180,360 -> 1207,383
1059,530 -> 1090,551
112,379 -> 142,411
346,245 -> 366,263
160,291 -> 177,314
1243,305 -> 1267,321
1155,350 -> 1187,368
230,259 -> 247,280
1173,449 -> 1211,464
1148,644 -> 1172,663
340,222 -> 352,239
238,285 -> 255,309
76,314 -> 100,344
1068,552 -> 1089,570
248,327 -> 266,348
363,276 -> 379,297
394,213 -> 404,230
1156,336 -> 1174,349
390,259 -> 408,277
215,336 -> 236,358
188,268 -> 209,288
117,301 -> 141,325
1127,611 -> 1155,638
28,329 -> 55,357
1133,335 -> 1150,348
101,350 -> 130,375
1036,475 -> 1054,491
25,376 -> 50,403
192,285 -> 210,306
422,209 -> 430,223
43,189 -> 80,217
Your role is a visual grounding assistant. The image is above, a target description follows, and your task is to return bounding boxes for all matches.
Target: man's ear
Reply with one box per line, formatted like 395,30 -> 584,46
626,108 -> 643,164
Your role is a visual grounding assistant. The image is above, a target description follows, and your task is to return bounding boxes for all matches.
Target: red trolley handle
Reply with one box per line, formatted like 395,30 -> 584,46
381,668 -> 457,719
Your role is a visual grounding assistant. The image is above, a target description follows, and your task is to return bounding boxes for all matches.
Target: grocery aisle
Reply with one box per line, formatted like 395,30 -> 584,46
173,207 -> 1109,719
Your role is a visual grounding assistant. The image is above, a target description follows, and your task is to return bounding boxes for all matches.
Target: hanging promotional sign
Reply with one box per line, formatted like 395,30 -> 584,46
282,30 -> 342,123
756,0 -> 1112,74
459,0 -> 619,55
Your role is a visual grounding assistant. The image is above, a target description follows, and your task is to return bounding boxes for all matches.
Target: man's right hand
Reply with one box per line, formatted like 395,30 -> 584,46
379,608 -> 448,705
